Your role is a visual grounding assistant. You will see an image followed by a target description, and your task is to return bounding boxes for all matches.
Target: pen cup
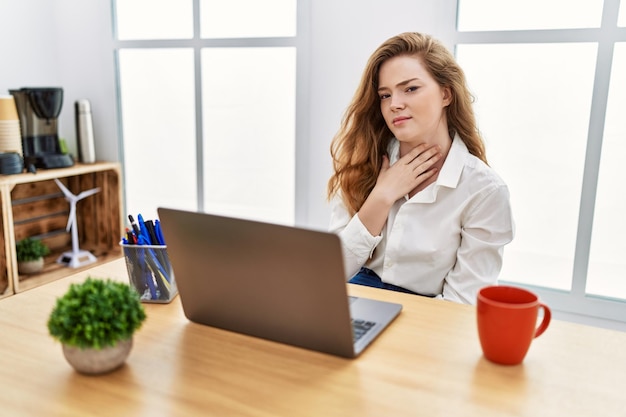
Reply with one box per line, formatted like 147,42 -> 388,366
121,242 -> 178,303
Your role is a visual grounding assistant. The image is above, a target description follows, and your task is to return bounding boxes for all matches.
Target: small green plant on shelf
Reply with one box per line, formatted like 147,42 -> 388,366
16,237 -> 50,274
16,237 -> 50,262
47,277 -> 147,349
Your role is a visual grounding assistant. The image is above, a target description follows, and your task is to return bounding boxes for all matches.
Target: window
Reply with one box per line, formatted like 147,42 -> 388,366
200,47 -> 296,222
457,42 -> 596,291
113,0 -> 299,224
116,0 -> 193,40
199,0 -> 296,38
117,48 -> 198,216
455,0 -> 626,325
586,42 -> 626,299
457,0 -> 604,31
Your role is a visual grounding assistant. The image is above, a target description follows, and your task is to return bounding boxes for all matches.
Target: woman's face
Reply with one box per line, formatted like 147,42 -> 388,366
377,54 -> 451,147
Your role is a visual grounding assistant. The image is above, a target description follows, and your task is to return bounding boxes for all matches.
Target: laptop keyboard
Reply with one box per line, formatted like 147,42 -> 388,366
352,319 -> 376,343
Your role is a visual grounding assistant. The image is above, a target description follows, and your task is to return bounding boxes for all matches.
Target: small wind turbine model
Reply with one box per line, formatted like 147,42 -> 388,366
54,179 -> 101,268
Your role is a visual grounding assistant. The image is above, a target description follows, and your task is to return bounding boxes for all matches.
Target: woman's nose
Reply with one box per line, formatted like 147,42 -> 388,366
390,95 -> 405,110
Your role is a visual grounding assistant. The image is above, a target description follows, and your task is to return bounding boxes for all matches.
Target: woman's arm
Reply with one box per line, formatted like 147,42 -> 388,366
442,184 -> 515,304
329,193 -> 383,279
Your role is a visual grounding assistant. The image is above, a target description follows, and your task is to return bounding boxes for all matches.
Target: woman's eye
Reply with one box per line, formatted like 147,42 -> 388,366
379,93 -> 390,100
406,86 -> 418,93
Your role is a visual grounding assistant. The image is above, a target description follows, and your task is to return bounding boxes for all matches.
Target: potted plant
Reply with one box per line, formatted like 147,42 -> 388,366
16,237 -> 50,274
47,277 -> 147,375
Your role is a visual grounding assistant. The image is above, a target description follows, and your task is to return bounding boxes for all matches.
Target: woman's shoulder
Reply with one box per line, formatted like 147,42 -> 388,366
460,147 -> 508,190
443,136 -> 504,186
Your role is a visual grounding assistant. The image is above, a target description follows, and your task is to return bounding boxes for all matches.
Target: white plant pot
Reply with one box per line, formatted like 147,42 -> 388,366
17,258 -> 44,274
62,338 -> 133,375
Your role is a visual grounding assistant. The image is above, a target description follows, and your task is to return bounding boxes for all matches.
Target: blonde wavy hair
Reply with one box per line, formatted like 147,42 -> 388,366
327,32 -> 486,215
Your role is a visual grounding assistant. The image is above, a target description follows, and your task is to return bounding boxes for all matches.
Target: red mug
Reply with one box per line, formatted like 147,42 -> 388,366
477,285 -> 551,365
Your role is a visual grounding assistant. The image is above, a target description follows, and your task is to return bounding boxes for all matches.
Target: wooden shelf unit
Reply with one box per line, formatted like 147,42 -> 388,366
0,162 -> 124,297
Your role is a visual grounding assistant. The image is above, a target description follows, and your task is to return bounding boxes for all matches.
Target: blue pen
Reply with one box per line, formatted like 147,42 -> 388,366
153,219 -> 173,274
136,242 -> 158,299
154,219 -> 166,245
137,214 -> 151,244
146,220 -> 170,278
124,245 -> 151,299
137,234 -> 172,294
137,235 -> 171,283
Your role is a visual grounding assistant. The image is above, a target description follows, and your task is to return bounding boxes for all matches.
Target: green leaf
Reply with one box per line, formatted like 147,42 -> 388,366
47,277 -> 146,349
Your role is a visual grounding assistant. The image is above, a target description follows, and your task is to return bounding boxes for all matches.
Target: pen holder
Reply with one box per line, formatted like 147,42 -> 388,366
121,243 -> 178,303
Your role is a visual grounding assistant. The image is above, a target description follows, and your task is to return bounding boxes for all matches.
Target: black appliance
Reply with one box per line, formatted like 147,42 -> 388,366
9,87 -> 74,169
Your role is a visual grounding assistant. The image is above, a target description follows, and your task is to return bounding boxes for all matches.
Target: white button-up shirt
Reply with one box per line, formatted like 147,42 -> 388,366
329,135 -> 515,304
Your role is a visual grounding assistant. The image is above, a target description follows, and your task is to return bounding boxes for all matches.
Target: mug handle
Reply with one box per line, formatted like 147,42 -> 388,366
534,303 -> 551,338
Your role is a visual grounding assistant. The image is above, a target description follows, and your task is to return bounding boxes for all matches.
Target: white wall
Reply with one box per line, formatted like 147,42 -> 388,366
0,0 -> 119,162
0,1 -> 60,89
0,0 -> 456,228
53,0 -> 120,163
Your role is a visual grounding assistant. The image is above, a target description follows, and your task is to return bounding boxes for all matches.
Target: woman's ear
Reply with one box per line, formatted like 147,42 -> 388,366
442,86 -> 452,107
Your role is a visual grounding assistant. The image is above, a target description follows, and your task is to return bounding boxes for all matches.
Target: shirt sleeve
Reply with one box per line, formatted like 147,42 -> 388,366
442,183 -> 515,304
328,193 -> 383,280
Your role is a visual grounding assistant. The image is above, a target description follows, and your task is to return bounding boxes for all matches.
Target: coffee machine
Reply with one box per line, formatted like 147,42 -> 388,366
9,87 -> 74,169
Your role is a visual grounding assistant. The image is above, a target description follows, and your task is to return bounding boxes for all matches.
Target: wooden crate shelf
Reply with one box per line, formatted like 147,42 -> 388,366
0,162 -> 125,297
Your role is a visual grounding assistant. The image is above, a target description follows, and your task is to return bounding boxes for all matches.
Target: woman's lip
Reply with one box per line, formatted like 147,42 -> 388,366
393,116 -> 411,124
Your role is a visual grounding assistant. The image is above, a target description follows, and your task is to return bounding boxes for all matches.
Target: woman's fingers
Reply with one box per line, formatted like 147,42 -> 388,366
401,143 -> 436,163
404,145 -> 441,177
374,144 -> 442,200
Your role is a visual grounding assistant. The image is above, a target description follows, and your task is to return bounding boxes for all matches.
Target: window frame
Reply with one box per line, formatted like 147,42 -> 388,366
111,0 -> 309,224
453,0 -> 626,330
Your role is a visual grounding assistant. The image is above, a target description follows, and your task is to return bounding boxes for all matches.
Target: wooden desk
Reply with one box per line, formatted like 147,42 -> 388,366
1,258 -> 625,416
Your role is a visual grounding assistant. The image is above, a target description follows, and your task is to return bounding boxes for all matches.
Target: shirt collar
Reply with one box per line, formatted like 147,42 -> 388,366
387,134 -> 468,202
437,134 -> 467,189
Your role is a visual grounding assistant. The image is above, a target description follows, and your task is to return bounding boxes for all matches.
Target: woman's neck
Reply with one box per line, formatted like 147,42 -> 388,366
401,133 -> 453,198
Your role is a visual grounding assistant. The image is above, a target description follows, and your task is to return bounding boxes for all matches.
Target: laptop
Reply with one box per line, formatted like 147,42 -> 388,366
157,207 -> 402,358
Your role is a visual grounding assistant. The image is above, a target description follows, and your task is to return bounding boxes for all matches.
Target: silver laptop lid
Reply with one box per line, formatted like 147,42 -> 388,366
158,207 -> 358,357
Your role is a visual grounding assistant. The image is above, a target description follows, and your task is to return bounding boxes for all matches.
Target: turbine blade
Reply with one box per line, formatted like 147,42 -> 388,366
67,203 -> 76,232
76,187 -> 101,200
54,179 -> 73,198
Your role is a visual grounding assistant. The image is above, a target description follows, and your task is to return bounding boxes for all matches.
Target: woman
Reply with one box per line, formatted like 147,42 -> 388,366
327,32 -> 514,304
